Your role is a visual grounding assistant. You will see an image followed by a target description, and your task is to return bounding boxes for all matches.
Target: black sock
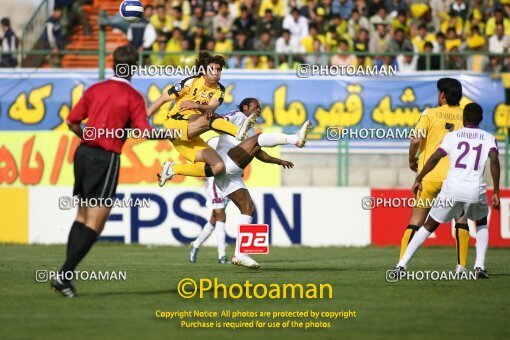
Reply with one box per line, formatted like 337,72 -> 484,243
66,221 -> 86,258
204,164 -> 214,177
60,224 -> 98,282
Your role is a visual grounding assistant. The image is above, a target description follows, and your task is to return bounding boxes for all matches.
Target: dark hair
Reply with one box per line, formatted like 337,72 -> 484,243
418,24 -> 427,30
338,38 -> 349,46
194,51 -> 226,74
437,78 -> 462,106
54,4 -> 63,11
113,45 -> 139,77
156,5 -> 165,10
436,32 -> 445,38
144,5 -> 153,10
397,9 -> 407,17
1,18 -> 10,27
238,98 -> 259,111
282,29 -> 291,35
290,7 -> 300,14
423,41 -> 434,49
463,102 -> 483,125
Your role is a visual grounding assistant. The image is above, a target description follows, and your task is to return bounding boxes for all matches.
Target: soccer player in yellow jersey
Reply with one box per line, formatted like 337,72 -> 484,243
400,78 -> 470,272
147,51 -> 258,185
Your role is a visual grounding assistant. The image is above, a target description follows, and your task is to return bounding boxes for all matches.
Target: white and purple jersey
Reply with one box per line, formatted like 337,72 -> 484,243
437,126 -> 498,203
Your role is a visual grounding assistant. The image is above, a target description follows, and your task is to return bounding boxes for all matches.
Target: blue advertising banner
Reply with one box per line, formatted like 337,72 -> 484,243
0,70 -> 508,146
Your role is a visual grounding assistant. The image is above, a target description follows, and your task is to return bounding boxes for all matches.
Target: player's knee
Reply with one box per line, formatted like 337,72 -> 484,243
211,162 -> 226,175
215,210 -> 226,222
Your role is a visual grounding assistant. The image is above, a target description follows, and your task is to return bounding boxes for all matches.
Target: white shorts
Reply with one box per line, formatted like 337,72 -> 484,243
214,171 -> 246,197
429,195 -> 489,223
205,177 -> 229,210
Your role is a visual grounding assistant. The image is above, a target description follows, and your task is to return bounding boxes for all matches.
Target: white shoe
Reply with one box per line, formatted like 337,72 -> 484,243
232,255 -> 260,269
455,264 -> 467,274
236,112 -> 259,141
157,161 -> 174,187
295,120 -> 312,148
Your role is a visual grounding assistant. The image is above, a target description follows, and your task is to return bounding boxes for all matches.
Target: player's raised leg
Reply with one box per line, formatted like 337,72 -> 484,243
396,216 -> 440,270
186,112 -> 260,141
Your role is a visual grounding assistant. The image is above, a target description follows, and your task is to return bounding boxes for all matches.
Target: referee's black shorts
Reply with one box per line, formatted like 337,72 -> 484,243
73,144 -> 120,199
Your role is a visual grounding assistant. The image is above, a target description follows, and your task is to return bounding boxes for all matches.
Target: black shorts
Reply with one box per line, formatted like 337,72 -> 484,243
73,144 -> 120,199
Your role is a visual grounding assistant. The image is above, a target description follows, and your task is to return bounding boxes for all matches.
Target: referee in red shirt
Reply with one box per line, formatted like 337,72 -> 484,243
51,45 -> 152,297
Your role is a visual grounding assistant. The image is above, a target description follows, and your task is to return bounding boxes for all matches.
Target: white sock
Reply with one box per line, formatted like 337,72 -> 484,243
216,221 -> 226,258
257,133 -> 298,147
193,222 -> 215,248
474,224 -> 488,270
396,227 -> 431,268
234,214 -> 253,257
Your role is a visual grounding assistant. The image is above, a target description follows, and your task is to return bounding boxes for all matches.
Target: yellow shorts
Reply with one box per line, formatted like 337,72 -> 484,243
415,180 -> 443,208
163,113 -> 191,141
172,138 -> 210,163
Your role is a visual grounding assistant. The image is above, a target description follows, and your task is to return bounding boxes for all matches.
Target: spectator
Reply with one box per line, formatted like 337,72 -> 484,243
450,0 -> 469,21
320,0 -> 334,20
314,7 -> 328,34
275,28 -> 302,53
396,47 -> 417,73
256,9 -> 281,36
348,9 -> 370,37
330,39 -> 356,66
385,0 -> 408,17
150,35 -> 171,66
56,0 -> 91,37
445,46 -> 466,70
417,41 -> 441,70
232,6 -> 257,39
486,56 -> 509,73
150,5 -> 173,34
300,0 -> 317,21
324,26 -> 340,52
376,55 -> 398,72
213,1 -> 234,38
392,10 -> 410,35
282,7 -> 309,41
189,6 -> 213,36
367,0 -> 385,17
369,7 -> 392,29
466,26 -> 489,72
412,24 -> 437,52
0,17 -> 17,67
486,8 -> 510,36
444,27 -> 461,52
187,24 -> 213,51
356,0 -> 370,17
214,27 -> 233,54
305,38 -> 329,65
334,0 -> 354,20
233,31 -> 253,51
171,6 -> 190,33
436,32 -> 446,52
440,12 -> 464,36
489,23 -> 510,53
369,23 -> 390,55
329,13 -> 348,36
253,30 -> 275,51
41,5 -> 65,67
127,6 -> 157,52
166,28 -> 184,65
301,24 -> 324,52
385,28 -> 414,53
258,0 -> 285,18
353,28 -> 370,52
178,40 -> 195,66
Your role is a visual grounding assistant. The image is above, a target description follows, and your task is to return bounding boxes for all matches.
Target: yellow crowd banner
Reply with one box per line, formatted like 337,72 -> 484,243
0,131 -> 281,187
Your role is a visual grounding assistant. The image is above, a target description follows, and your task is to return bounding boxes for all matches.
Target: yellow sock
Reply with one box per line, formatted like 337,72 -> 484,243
210,118 -> 238,137
455,223 -> 470,268
173,163 -> 206,177
399,225 -> 419,260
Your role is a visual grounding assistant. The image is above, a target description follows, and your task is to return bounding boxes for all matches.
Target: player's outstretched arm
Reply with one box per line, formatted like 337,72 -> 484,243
147,91 -> 173,118
489,150 -> 500,209
180,98 -> 221,115
412,149 -> 445,195
408,137 -> 422,172
254,150 -> 294,169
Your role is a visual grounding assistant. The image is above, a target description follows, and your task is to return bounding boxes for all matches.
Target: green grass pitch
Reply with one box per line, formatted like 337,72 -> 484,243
0,244 -> 509,339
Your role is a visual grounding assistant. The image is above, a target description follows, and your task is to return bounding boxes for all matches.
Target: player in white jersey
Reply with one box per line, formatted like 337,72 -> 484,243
393,103 -> 500,279
188,98 -> 312,269
189,136 -> 231,264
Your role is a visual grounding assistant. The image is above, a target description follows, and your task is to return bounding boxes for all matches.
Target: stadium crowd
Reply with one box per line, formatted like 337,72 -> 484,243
124,0 -> 510,72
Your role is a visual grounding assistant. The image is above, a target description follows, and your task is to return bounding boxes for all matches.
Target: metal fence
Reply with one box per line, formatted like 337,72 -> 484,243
20,0 -> 54,63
